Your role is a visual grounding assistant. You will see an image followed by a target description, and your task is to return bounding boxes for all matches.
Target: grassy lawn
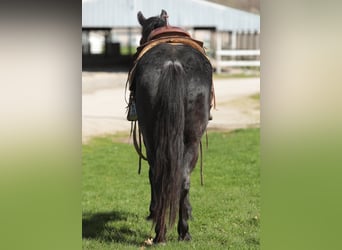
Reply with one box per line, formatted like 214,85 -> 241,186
250,93 -> 260,100
120,46 -> 137,55
213,70 -> 260,79
82,128 -> 260,249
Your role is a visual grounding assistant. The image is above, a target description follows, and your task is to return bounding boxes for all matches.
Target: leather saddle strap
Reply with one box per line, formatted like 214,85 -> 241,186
136,36 -> 208,64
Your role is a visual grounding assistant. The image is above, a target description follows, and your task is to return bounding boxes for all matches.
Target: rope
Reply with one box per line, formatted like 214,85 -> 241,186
138,123 -> 143,174
200,141 -> 204,186
133,121 -> 148,164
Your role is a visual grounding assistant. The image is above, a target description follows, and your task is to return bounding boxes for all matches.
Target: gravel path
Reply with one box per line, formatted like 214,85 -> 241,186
82,72 -> 260,143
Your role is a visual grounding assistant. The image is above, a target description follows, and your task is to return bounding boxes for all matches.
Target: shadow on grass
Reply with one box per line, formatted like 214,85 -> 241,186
82,210 -> 149,245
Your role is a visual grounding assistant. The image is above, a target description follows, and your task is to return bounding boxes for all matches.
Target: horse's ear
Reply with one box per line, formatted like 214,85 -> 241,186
137,11 -> 146,26
160,9 -> 168,19
160,9 -> 168,25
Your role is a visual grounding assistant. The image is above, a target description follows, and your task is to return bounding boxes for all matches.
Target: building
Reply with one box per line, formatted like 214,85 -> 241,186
82,0 -> 260,70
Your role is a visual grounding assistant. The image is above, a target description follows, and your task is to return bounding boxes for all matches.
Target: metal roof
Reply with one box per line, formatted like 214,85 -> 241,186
82,0 -> 260,32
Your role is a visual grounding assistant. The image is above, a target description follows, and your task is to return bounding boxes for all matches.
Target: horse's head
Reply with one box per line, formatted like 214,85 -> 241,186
137,9 -> 168,45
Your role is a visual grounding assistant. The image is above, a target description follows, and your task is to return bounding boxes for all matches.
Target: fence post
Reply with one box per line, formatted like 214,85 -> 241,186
216,31 -> 222,74
231,31 -> 237,49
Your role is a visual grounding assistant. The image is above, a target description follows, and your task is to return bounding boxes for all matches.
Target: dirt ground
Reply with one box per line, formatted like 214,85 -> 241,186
82,71 -> 260,143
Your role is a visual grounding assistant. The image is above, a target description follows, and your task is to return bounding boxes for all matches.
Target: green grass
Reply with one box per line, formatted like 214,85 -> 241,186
213,73 -> 259,79
250,93 -> 260,100
82,128 -> 260,249
120,46 -> 137,55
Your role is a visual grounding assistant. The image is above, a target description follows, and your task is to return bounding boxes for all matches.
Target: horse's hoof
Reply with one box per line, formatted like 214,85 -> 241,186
146,213 -> 153,220
153,238 -> 166,245
178,233 -> 192,241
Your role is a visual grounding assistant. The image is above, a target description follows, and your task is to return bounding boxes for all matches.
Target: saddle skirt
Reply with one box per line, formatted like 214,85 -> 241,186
147,25 -> 191,41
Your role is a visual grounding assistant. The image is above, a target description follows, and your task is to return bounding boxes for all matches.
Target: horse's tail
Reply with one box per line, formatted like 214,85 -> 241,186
153,60 -> 185,233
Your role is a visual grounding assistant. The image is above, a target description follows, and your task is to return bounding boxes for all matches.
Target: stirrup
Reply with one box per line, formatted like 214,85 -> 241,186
127,101 -> 138,121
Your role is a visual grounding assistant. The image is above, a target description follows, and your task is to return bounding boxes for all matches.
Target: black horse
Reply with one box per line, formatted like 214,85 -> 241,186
130,10 -> 212,243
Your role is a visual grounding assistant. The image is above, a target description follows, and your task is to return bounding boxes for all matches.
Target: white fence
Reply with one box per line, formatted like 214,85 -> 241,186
215,49 -> 260,73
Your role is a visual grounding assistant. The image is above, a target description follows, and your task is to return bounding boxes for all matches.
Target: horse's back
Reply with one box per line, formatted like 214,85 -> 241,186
137,43 -> 211,81
135,43 -> 212,110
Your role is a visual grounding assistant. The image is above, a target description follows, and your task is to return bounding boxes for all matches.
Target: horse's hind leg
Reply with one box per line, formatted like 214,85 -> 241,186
147,167 -> 156,220
178,175 -> 192,241
178,143 -> 199,241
